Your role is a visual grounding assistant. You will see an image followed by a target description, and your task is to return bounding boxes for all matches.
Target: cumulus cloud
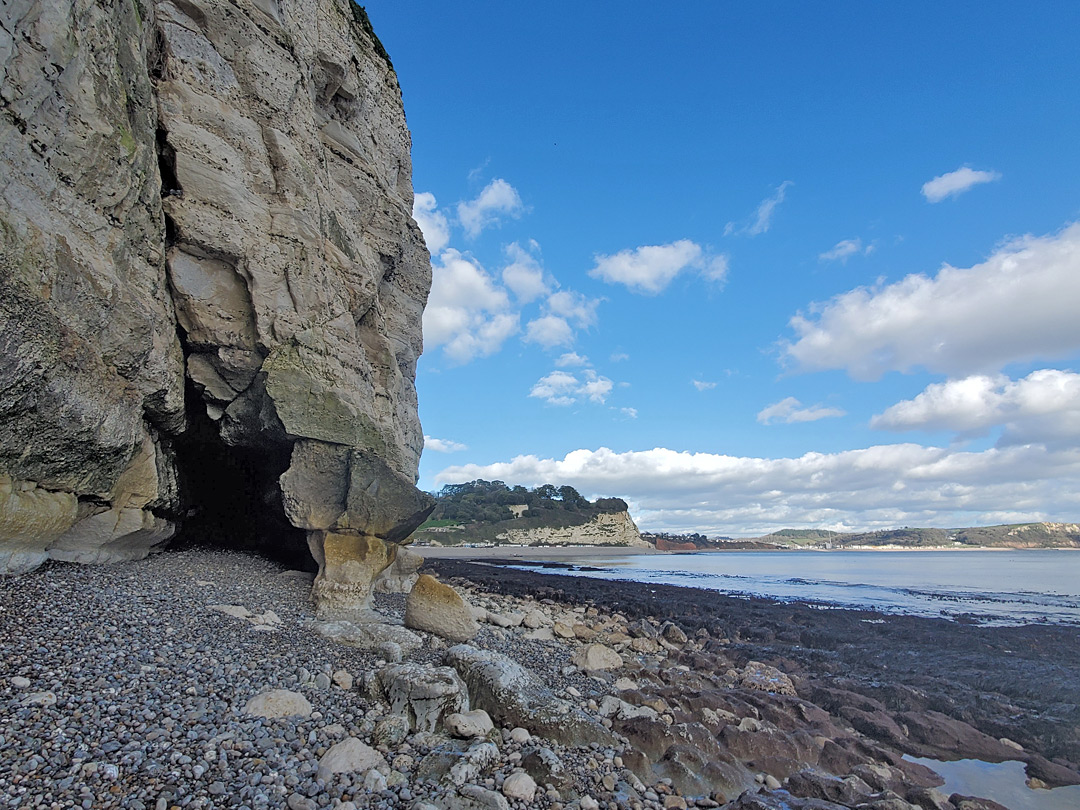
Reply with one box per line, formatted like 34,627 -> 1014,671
610,352 -> 630,362
424,435 -> 468,453
782,223 -> 1080,379
457,178 -> 524,238
555,352 -> 590,368
529,370 -> 615,406
692,380 -> 717,391
757,397 -> 846,425
501,242 -> 549,303
725,181 -> 793,237
621,407 -> 639,419
423,249 -> 518,363
412,192 -> 450,254
523,290 -> 600,349
921,167 -> 1001,203
523,315 -> 575,349
589,240 -> 727,295
434,442 -> 1080,536
819,238 -> 873,264
546,290 -> 599,328
872,369 -> 1080,446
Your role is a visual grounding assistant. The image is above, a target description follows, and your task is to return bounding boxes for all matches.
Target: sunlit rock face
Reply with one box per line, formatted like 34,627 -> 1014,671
0,0 -> 433,597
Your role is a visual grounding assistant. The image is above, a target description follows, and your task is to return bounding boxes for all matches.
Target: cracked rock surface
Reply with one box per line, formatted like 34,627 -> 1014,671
0,0 -> 432,588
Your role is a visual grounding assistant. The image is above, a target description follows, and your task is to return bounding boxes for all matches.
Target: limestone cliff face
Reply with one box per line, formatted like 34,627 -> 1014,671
495,511 -> 648,548
0,0 -> 432,582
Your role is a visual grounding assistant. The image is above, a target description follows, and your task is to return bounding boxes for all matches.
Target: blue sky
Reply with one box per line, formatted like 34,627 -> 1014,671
364,2 -> 1080,535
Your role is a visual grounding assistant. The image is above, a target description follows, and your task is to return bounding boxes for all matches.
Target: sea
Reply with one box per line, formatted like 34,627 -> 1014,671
502,549 -> 1080,626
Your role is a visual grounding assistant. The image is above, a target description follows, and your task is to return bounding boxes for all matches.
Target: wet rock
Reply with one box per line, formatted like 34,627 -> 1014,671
950,795 -> 1010,810
740,661 -> 797,696
785,769 -> 874,806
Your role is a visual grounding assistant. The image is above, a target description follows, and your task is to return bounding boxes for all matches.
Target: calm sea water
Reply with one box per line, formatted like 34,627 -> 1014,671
506,550 -> 1080,625
904,757 -> 1080,810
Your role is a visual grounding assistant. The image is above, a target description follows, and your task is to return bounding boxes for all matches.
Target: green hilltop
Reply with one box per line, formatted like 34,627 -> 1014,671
413,479 -> 629,546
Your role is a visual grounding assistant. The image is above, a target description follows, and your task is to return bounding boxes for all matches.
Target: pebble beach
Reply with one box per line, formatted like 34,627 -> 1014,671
4,549 -> 1080,810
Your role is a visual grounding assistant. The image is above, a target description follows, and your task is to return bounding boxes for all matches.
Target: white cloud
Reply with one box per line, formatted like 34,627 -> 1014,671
529,370 -> 615,406
610,352 -> 630,362
921,166 -> 1001,203
725,181 -> 793,237
529,371 -> 580,406
580,372 -> 614,403
621,407 -> 638,419
757,397 -> 846,425
589,240 -> 726,295
424,435 -> 468,453
782,223 -> 1080,379
546,290 -> 599,328
692,380 -> 717,391
434,442 -> 1080,536
412,192 -> 450,254
555,352 -> 590,368
523,315 -> 574,349
501,242 -> 549,303
457,178 -> 524,238
423,249 -> 519,363
819,238 -> 872,264
872,369 -> 1080,446
700,254 -> 730,284
523,291 -> 601,349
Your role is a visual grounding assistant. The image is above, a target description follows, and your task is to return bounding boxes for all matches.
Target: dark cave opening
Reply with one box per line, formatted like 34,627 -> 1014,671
168,378 -> 316,571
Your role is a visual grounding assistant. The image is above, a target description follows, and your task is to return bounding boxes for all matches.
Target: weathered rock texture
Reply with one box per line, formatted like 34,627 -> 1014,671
0,0 -> 433,595
494,511 -> 647,547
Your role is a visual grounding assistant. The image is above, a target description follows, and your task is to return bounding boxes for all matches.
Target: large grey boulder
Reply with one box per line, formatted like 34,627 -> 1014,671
374,663 -> 469,732
446,645 -> 615,748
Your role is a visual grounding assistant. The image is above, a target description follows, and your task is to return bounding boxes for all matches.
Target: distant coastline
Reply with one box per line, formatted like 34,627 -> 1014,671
414,542 -> 1080,560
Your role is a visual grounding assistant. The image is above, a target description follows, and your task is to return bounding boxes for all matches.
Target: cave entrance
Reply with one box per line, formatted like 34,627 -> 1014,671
168,379 -> 315,571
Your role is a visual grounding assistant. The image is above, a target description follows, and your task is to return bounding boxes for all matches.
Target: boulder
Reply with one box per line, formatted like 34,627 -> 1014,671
306,619 -> 422,655
243,689 -> 313,719
405,574 -> 479,642
317,737 -> 389,781
739,661 -> 797,696
446,644 -> 614,747
501,771 -> 537,802
572,643 -> 623,672
445,710 -> 495,739
375,663 -> 469,732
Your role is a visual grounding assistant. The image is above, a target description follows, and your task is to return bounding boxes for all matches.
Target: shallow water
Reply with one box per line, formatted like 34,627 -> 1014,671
502,550 -> 1080,625
904,756 -> 1080,810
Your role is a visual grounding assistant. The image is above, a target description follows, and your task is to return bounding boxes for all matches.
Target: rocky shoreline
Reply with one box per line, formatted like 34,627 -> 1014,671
2,550 -> 1078,810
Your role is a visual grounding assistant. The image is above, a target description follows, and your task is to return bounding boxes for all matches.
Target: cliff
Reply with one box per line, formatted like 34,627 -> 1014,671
493,511 -> 647,548
0,0 -> 433,614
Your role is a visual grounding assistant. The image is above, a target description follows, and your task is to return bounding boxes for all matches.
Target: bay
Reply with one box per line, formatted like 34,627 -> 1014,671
501,549 -> 1080,625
